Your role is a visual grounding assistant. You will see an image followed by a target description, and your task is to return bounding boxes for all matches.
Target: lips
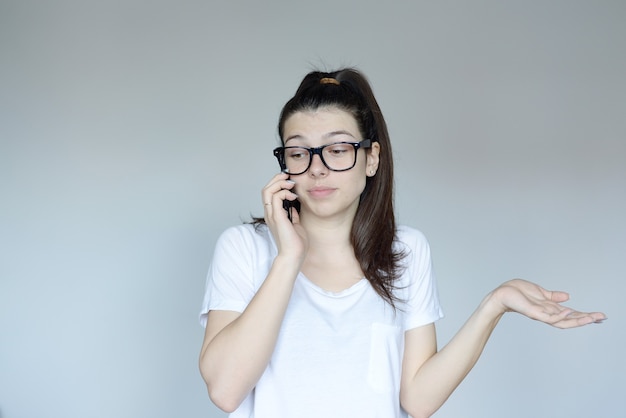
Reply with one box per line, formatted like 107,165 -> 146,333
307,186 -> 337,198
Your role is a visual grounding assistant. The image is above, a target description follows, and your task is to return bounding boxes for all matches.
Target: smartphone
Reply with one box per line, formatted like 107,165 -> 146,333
283,200 -> 293,222
282,174 -> 300,223
275,162 -> 299,222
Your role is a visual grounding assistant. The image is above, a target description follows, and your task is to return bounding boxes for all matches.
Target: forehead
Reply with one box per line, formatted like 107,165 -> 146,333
283,107 -> 360,140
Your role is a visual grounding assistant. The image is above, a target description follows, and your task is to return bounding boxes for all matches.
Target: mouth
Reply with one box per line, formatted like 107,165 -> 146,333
307,186 -> 337,198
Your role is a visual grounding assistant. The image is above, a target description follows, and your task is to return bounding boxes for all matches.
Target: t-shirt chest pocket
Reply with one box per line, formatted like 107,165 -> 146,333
367,322 -> 403,394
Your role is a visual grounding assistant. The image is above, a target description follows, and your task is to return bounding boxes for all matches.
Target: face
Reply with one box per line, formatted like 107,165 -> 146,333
282,106 -> 380,223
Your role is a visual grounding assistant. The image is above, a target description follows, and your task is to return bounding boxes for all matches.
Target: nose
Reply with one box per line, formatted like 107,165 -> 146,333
307,152 -> 328,176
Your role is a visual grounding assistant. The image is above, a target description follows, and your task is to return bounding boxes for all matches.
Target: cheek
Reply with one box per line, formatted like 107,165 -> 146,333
353,174 -> 368,197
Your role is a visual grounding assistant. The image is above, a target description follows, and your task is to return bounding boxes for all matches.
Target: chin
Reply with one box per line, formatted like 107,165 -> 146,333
302,203 -> 359,222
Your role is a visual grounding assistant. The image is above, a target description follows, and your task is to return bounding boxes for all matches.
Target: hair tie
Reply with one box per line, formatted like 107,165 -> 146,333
319,77 -> 340,85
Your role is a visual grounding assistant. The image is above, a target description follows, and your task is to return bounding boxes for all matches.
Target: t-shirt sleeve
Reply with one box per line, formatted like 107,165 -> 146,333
199,225 -> 261,328
400,227 -> 445,331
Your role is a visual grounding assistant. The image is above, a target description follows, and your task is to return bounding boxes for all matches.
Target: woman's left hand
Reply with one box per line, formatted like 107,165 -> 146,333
492,279 -> 607,329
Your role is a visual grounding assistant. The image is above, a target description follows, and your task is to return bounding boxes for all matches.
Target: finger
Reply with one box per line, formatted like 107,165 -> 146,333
268,189 -> 298,221
551,314 -> 595,329
261,173 -> 292,211
548,290 -> 570,303
262,174 -> 294,199
262,172 -> 289,195
580,311 -> 608,323
551,311 -> 606,329
270,188 -> 298,209
267,179 -> 297,208
541,304 -> 572,317
520,301 -> 571,323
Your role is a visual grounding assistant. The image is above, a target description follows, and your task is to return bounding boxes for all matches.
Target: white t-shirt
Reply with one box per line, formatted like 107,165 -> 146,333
200,223 -> 444,418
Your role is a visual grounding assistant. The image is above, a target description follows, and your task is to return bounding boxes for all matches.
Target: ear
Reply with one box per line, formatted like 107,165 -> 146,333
366,142 -> 380,177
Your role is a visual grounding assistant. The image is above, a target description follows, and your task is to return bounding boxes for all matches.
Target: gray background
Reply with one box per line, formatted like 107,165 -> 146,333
1,1 -> 624,417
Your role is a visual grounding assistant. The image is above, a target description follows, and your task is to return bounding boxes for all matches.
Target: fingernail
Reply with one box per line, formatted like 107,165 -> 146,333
286,179 -> 296,184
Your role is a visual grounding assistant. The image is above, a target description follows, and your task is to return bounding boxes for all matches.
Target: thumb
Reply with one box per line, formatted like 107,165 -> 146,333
549,290 -> 570,303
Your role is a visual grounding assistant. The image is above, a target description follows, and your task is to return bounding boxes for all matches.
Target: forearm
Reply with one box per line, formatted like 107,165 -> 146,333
199,255 -> 300,411
402,290 -> 505,418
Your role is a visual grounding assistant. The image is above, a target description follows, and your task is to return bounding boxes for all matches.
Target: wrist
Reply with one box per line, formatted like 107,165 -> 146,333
272,253 -> 304,277
479,288 -> 508,321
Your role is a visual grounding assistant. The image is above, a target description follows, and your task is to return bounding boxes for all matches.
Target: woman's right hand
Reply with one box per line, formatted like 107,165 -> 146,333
261,172 -> 308,262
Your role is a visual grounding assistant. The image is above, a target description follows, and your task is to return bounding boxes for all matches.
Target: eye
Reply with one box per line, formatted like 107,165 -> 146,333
286,148 -> 308,160
325,143 -> 352,157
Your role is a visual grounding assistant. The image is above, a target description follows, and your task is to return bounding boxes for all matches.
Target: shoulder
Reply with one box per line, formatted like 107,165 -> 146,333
214,222 -> 275,256
394,225 -> 434,276
395,225 -> 431,253
218,222 -> 266,239
217,222 -> 271,244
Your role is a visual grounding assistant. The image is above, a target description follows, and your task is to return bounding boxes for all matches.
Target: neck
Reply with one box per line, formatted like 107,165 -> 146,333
300,214 -> 353,252
299,214 -> 363,288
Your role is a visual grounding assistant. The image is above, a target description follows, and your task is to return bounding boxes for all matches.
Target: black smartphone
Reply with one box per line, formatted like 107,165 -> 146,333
282,196 -> 300,223
274,154 -> 299,221
283,200 -> 293,222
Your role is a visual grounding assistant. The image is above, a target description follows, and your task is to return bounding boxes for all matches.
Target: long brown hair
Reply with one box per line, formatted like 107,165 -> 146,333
276,68 -> 405,308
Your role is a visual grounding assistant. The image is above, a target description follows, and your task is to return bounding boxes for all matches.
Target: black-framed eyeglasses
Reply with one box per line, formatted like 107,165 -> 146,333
273,139 -> 372,175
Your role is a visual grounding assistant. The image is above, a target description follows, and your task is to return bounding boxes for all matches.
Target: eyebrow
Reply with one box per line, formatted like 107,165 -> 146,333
284,130 -> 357,144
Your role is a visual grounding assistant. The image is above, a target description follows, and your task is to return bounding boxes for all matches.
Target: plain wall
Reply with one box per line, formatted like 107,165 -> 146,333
1,1 -> 624,417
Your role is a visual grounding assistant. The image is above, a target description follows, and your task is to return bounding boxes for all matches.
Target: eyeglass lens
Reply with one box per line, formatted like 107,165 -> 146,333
283,143 -> 358,174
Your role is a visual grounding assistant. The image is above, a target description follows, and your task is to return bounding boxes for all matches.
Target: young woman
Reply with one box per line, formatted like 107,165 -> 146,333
198,68 -> 605,418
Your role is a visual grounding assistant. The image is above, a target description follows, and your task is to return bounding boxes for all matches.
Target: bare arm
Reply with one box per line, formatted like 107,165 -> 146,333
400,279 -> 607,418
199,255 -> 300,412
199,173 -> 303,412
